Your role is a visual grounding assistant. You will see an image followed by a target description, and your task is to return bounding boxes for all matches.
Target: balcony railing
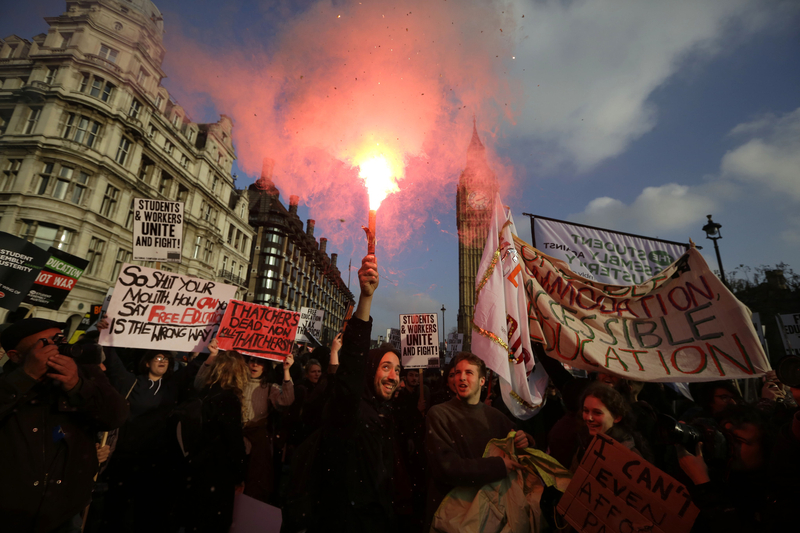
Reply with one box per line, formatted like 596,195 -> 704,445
219,269 -> 246,286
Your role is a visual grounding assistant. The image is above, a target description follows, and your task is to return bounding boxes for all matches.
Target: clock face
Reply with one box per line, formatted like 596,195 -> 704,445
467,191 -> 491,210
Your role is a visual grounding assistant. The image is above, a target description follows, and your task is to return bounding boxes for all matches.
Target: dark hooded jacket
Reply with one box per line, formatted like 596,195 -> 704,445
306,317 -> 400,533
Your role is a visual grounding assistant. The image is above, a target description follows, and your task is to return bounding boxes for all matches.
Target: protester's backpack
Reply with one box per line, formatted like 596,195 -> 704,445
172,397 -> 204,458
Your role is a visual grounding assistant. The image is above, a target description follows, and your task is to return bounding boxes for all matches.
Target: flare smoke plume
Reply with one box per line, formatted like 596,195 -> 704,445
164,0 -> 521,255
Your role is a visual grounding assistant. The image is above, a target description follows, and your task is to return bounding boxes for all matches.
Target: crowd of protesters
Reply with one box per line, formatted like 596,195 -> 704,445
1,253 -> 799,532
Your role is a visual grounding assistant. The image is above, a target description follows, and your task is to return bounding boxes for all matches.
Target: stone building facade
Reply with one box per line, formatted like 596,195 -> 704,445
0,0 -> 253,331
247,159 -> 354,346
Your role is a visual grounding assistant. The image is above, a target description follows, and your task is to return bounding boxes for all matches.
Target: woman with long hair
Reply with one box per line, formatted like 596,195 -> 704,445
185,349 -> 249,533
573,382 -> 654,468
195,338 -> 295,504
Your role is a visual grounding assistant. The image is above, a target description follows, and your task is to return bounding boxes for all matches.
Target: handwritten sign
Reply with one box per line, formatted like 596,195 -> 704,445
0,232 -> 51,311
295,306 -> 324,343
133,199 -> 183,263
557,433 -> 699,533
446,332 -> 464,363
217,300 -> 300,361
23,247 -> 88,310
99,264 -> 235,352
517,240 -> 771,381
400,313 -> 439,369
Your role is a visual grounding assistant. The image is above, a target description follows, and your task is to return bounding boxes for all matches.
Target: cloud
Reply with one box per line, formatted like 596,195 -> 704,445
721,107 -> 800,201
509,0 -> 778,172
370,286 -> 440,335
570,182 -> 726,235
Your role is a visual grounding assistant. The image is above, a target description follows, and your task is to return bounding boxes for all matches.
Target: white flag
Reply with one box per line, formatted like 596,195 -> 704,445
471,194 -> 549,419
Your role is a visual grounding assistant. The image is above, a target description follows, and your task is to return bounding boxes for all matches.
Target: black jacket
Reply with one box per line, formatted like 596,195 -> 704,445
0,361 -> 129,532
308,316 -> 398,533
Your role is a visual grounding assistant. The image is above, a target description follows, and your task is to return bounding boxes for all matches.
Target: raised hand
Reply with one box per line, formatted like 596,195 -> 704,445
358,254 -> 379,297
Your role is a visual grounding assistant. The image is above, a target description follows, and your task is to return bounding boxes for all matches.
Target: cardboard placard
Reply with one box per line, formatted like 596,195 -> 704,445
400,313 -> 439,369
217,300 -> 300,361
0,232 -> 51,311
557,433 -> 699,533
133,199 -> 183,263
99,264 -> 235,352
23,247 -> 89,310
776,313 -> 800,356
295,306 -> 324,343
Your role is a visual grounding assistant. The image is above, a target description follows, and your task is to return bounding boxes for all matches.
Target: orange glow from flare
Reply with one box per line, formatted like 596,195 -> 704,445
356,152 -> 401,210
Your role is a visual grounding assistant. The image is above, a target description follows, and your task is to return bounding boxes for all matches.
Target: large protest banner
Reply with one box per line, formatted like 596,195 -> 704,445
295,307 -> 324,344
23,247 -> 88,310
776,313 -> 800,356
217,300 -> 300,361
557,433 -> 699,533
133,199 -> 183,263
99,264 -> 235,352
530,215 -> 688,286
517,236 -> 771,381
0,232 -> 51,311
400,313 -> 439,368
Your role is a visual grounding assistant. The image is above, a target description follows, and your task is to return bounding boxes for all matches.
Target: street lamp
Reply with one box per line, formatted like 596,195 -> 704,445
441,304 -> 446,352
702,214 -> 727,285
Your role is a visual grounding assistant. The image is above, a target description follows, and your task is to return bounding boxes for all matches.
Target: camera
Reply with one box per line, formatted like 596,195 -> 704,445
776,355 -> 800,388
58,341 -> 104,365
657,413 -> 730,468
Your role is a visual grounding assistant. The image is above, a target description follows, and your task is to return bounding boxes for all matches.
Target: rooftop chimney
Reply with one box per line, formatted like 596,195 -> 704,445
255,157 -> 279,194
306,219 -> 315,237
331,253 -> 338,269
319,238 -> 327,254
289,195 -> 299,216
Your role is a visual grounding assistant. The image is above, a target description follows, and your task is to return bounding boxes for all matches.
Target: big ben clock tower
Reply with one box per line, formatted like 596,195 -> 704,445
456,119 -> 499,352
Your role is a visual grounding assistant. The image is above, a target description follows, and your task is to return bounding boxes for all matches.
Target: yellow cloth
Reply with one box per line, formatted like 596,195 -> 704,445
432,431 -> 572,533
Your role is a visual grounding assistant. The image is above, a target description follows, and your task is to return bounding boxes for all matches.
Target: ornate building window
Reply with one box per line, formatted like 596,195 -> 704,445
128,99 -> 142,119
112,248 -> 132,280
115,137 -> 131,165
86,237 -> 105,276
23,107 -> 41,134
51,166 -> 89,205
98,44 -> 119,63
1,159 -> 21,191
62,113 -> 101,147
100,185 -> 119,218
45,67 -> 58,84
164,139 -> 173,155
21,221 -> 73,251
80,74 -> 114,102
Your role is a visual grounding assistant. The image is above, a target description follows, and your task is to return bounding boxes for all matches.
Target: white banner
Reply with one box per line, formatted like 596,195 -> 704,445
472,194 -> 549,419
518,241 -> 771,381
400,313 -> 439,368
777,313 -> 800,356
295,307 -> 324,343
533,217 -> 687,285
99,264 -> 236,352
133,199 -> 184,263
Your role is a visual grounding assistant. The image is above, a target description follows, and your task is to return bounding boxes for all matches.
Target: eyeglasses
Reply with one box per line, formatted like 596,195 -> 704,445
153,355 -> 169,362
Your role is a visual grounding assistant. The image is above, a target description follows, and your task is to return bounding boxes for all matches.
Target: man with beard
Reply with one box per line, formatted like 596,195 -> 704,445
424,352 -> 531,531
303,254 -> 403,533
